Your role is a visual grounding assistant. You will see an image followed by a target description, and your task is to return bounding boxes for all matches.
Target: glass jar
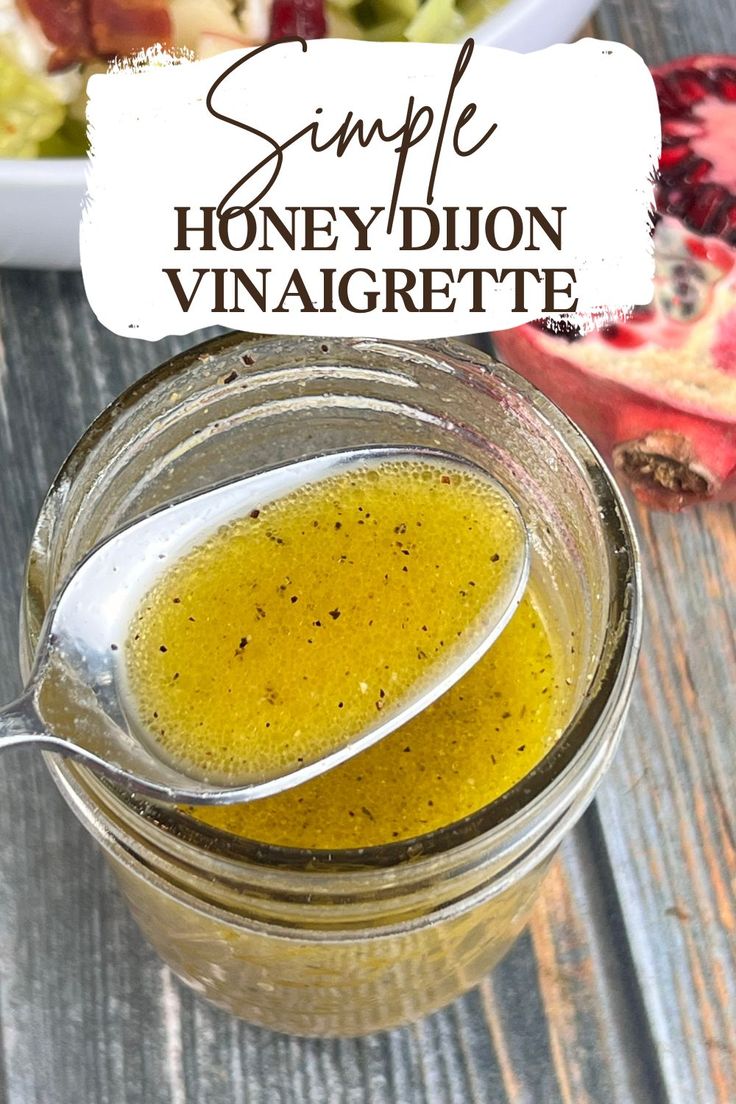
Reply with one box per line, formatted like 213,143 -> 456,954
21,335 -> 641,1037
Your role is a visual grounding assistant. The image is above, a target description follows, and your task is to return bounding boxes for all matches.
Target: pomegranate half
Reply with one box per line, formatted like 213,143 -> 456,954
492,55 -> 736,512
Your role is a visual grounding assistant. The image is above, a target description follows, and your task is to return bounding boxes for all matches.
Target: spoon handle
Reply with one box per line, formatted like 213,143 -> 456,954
0,693 -> 71,752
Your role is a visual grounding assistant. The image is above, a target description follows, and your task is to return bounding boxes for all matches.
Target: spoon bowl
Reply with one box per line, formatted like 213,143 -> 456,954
0,446 -> 529,804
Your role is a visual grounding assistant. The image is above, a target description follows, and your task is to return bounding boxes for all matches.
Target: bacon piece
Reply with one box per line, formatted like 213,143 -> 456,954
21,0 -> 94,71
20,0 -> 172,70
89,0 -> 172,59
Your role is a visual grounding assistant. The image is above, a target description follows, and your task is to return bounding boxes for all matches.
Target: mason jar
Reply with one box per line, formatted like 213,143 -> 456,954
21,335 -> 641,1036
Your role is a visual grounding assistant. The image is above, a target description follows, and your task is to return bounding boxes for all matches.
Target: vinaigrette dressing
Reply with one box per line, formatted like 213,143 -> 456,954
126,457 -> 565,848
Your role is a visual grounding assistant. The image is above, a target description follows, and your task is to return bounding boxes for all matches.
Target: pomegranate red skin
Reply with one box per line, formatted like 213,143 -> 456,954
493,326 -> 736,511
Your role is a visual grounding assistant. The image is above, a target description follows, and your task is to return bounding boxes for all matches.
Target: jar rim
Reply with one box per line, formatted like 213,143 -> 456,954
29,334 -> 642,872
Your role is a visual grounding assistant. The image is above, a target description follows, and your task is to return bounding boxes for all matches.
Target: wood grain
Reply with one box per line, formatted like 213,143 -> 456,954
593,503 -> 736,1104
0,2 -> 735,1098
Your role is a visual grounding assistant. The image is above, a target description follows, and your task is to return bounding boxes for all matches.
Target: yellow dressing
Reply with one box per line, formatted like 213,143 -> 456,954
192,592 -> 561,847
126,457 -> 566,849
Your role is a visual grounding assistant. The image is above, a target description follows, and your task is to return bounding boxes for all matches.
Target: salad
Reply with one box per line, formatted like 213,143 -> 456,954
0,0 -> 505,158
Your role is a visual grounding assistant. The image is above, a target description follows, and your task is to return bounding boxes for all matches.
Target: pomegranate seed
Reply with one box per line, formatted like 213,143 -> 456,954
689,158 -> 712,184
712,66 -> 736,101
686,236 -> 710,259
659,140 -> 690,169
722,202 -> 736,246
664,69 -> 710,107
600,324 -> 645,349
269,0 -> 326,41
661,153 -> 710,185
662,186 -> 688,220
653,78 -> 681,119
686,184 -> 731,236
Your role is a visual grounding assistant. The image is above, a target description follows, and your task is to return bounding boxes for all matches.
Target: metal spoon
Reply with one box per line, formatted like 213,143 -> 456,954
0,447 -> 529,804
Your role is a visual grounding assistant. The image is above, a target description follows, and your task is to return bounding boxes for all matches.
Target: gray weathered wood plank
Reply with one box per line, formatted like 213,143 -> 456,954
593,503 -> 736,1104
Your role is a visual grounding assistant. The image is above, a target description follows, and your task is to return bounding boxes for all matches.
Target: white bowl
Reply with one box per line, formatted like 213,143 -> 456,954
0,157 -> 86,269
0,0 -> 598,270
474,0 -> 597,50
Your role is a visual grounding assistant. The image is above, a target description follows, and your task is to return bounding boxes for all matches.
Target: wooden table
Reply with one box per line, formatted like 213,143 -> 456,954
0,3 -> 734,1100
